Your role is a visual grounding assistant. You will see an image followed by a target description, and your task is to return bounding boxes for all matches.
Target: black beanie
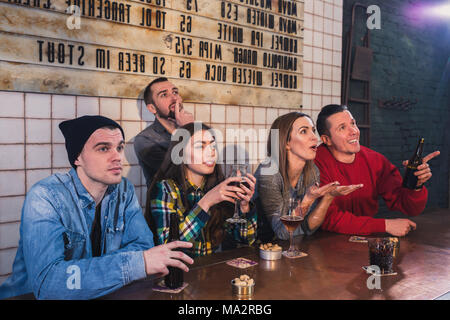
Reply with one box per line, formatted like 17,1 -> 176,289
59,115 -> 125,169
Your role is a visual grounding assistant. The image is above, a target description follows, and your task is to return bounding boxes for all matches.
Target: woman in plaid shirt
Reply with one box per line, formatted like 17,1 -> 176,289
145,122 -> 257,257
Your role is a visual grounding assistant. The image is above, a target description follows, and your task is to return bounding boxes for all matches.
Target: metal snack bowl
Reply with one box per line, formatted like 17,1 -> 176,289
231,279 -> 255,297
259,248 -> 282,260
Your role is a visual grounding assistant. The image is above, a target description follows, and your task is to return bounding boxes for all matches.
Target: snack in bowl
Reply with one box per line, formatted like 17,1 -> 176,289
260,243 -> 282,251
259,243 -> 282,260
231,274 -> 254,297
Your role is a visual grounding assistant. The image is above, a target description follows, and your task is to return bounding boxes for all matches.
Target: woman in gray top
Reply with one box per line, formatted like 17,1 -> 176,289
254,112 -> 360,241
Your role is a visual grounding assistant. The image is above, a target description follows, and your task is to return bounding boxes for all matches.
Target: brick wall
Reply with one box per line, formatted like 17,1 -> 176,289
343,0 -> 450,211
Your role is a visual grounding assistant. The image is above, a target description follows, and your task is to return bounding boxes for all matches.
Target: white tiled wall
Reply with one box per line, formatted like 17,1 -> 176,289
303,0 -> 342,111
0,1 -> 343,285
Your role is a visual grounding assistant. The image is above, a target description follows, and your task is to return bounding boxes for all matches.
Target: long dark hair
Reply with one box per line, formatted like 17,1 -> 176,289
145,122 -> 233,247
267,112 -> 318,194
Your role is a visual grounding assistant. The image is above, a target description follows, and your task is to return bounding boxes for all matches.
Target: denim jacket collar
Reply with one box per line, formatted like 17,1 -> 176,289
69,168 -> 119,209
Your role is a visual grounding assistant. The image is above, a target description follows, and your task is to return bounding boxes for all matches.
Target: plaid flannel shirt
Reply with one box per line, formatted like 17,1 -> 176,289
150,179 -> 257,256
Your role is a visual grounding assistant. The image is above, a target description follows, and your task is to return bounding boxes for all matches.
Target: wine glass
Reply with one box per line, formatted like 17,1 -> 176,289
226,163 -> 248,224
280,194 -> 305,258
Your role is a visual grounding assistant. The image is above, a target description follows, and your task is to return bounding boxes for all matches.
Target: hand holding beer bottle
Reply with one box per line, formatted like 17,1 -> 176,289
402,138 -> 440,190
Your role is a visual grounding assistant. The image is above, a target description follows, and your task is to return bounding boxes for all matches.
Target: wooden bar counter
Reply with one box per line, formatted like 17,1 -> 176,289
104,209 -> 450,300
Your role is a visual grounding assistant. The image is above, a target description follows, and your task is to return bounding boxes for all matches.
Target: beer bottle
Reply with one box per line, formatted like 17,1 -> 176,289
164,212 -> 183,289
402,138 -> 424,189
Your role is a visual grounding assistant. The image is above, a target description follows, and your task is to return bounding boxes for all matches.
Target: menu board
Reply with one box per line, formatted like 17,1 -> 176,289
0,0 -> 303,107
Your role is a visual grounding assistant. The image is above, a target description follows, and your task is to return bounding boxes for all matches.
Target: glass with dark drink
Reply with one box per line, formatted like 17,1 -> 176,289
281,195 -> 305,258
228,180 -> 250,189
226,164 -> 249,224
367,237 -> 396,274
240,180 -> 251,189
280,215 -> 303,233
164,212 -> 184,289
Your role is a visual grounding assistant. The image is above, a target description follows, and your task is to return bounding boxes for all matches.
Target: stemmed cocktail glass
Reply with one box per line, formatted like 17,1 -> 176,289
226,164 -> 249,224
280,195 -> 304,258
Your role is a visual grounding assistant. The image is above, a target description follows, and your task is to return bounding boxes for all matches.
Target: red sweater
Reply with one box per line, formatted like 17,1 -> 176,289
314,144 -> 428,235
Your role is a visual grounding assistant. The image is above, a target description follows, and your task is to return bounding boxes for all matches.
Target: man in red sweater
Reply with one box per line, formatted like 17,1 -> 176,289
314,105 -> 440,236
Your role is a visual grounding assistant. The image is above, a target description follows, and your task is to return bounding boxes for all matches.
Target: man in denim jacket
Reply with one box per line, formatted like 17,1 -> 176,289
0,116 -> 193,300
